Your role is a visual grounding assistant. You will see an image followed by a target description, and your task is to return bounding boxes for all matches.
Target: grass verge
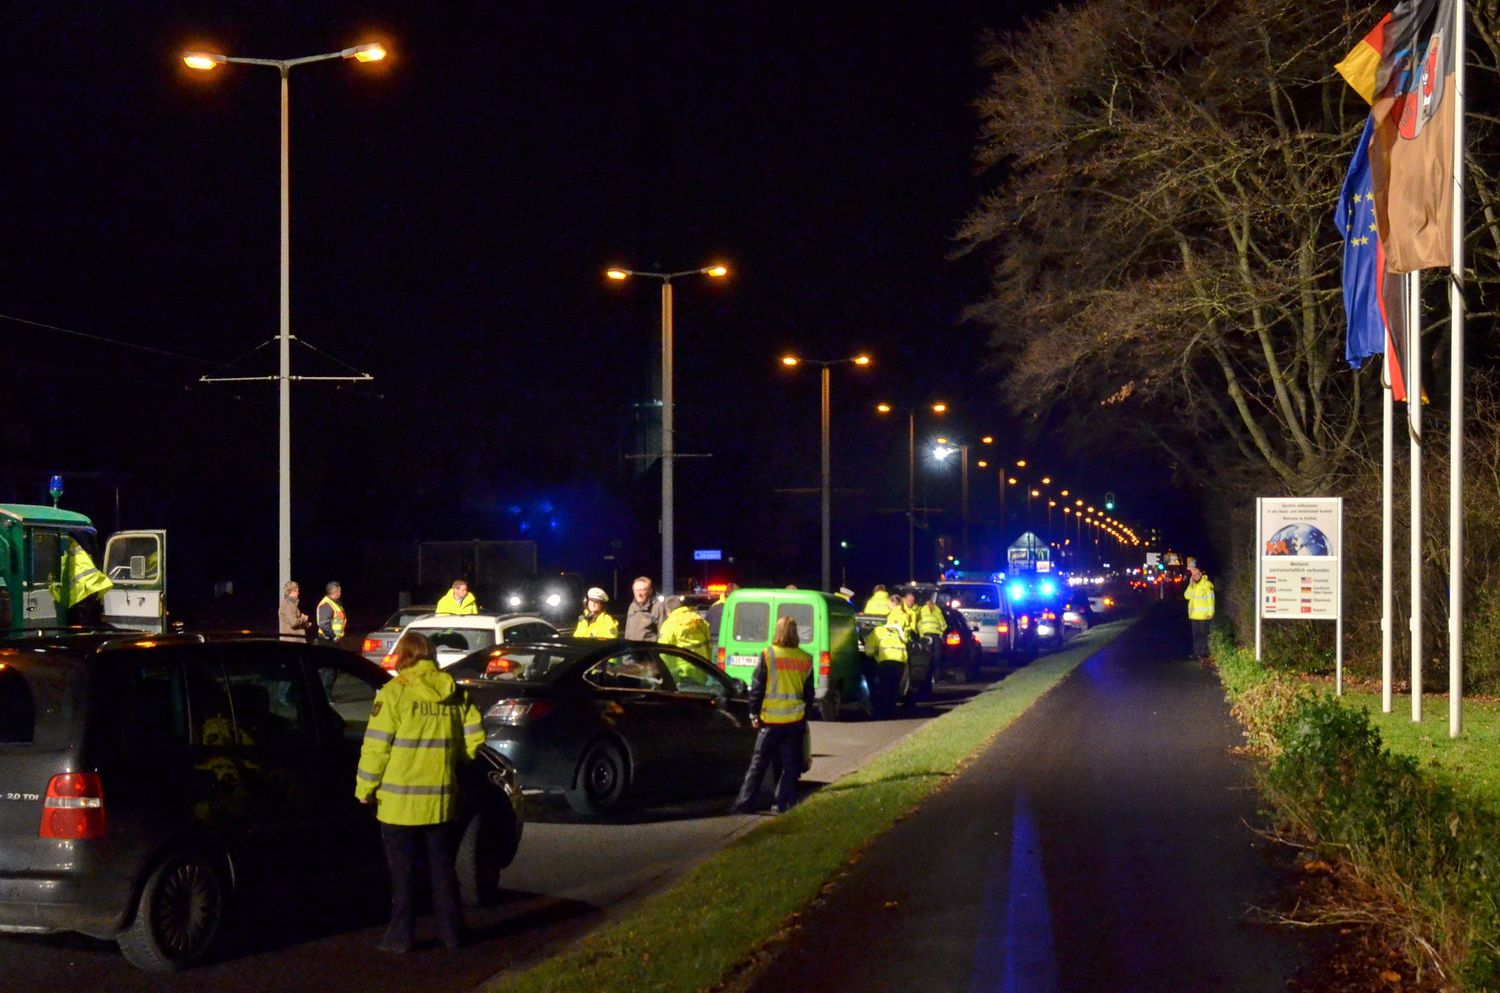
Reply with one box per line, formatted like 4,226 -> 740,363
487,616 -> 1138,993
1215,636 -> 1500,991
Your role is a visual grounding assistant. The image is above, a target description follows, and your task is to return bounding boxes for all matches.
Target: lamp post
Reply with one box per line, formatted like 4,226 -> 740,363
876,401 -> 948,581
932,441 -> 970,563
605,264 -> 729,595
780,353 -> 873,591
185,43 -> 387,590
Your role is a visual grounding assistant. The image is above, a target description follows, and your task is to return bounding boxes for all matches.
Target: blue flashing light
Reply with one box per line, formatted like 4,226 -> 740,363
519,521 -> 531,533
1008,582 -> 1027,601
548,518 -> 559,530
1039,580 -> 1057,596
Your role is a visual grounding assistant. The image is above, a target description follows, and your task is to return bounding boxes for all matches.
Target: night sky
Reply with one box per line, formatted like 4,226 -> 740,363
1,2 -> 1164,619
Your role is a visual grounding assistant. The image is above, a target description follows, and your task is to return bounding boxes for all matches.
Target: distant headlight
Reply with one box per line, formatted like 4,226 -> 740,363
508,595 -> 523,607
545,593 -> 562,607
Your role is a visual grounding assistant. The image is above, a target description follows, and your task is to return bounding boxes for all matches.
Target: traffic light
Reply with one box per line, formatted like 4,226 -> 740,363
1104,491 -> 1116,511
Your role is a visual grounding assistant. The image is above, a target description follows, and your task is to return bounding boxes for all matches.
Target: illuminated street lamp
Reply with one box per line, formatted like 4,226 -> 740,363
186,42 -> 387,590
932,442 -> 970,561
781,352 -> 873,590
606,263 -> 730,593
876,401 -> 948,580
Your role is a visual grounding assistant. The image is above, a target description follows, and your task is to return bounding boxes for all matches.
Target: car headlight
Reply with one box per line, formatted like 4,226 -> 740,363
545,593 -> 562,607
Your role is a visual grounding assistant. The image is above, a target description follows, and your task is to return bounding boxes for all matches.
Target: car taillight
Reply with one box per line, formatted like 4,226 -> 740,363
361,637 -> 382,654
944,632 -> 962,647
997,621 -> 1009,634
1103,597 -> 1115,608
484,699 -> 555,726
819,651 -> 831,677
380,652 -> 397,670
40,772 -> 105,840
1041,610 -> 1056,621
716,647 -> 727,670
1018,616 -> 1030,630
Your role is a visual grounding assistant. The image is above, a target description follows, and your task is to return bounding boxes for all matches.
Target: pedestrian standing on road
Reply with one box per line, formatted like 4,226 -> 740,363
623,575 -> 668,641
278,581 -> 311,642
730,616 -> 815,815
355,631 -> 485,954
316,582 -> 346,645
862,584 -> 892,616
1184,566 -> 1216,660
573,588 -> 620,638
435,579 -> 478,615
658,595 -> 712,659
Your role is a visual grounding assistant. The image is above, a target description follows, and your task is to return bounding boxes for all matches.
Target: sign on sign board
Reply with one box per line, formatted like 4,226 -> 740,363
1254,496 -> 1344,690
693,549 -> 722,562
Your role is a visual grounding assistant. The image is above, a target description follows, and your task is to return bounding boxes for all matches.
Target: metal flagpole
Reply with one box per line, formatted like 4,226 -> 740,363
1449,0 -> 1467,738
1410,272 -> 1423,722
1383,361 -> 1394,712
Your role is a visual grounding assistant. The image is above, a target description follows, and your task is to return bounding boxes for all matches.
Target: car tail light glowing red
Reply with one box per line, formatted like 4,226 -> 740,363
485,654 -> 518,676
361,637 -> 381,654
716,647 -> 727,669
380,652 -> 397,670
40,772 -> 105,840
819,651 -> 831,677
997,621 -> 1009,634
944,632 -> 962,647
484,699 -> 555,726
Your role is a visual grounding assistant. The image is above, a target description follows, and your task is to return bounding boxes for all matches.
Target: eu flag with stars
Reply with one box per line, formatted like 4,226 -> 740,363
1335,117 -> 1387,370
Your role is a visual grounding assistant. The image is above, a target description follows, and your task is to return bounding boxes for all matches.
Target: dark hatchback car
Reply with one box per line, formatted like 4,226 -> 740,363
448,638 -> 760,817
0,633 -> 522,971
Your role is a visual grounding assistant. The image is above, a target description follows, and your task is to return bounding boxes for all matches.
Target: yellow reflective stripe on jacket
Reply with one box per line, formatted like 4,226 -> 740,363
761,646 -> 812,724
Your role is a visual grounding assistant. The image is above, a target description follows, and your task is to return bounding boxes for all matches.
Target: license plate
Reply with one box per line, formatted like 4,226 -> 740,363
728,654 -> 759,668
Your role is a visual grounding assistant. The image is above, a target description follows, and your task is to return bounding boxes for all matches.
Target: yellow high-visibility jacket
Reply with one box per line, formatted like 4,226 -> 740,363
1185,577 -> 1216,620
435,590 -> 478,615
659,606 -> 711,659
573,611 -> 619,639
355,660 -> 485,826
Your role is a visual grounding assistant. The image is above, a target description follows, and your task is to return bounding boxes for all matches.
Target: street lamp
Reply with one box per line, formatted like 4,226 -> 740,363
781,352 -> 873,591
605,264 -> 729,594
185,42 -> 387,590
876,401 -> 948,580
932,442 -> 970,563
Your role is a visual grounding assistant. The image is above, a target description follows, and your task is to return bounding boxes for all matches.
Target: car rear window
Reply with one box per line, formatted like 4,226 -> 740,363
939,584 -> 1000,610
423,628 -> 495,654
731,601 -> 770,643
0,656 -> 77,749
776,603 -> 815,645
449,646 -> 574,684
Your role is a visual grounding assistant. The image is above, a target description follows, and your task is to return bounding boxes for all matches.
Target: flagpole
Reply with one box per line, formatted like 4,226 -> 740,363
1448,0 -> 1467,738
1410,272 -> 1423,723
1382,363 -> 1394,713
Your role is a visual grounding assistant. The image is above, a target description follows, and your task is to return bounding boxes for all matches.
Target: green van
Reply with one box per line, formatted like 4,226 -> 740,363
713,588 -> 869,721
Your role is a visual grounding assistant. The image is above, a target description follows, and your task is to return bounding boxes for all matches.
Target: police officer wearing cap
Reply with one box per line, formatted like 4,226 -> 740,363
573,587 -> 620,638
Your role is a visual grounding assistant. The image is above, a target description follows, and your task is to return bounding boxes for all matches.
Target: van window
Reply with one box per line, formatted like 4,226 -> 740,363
776,603 -> 816,645
732,601 -> 770,642
939,584 -> 1000,610
122,663 -> 188,750
0,658 -> 75,750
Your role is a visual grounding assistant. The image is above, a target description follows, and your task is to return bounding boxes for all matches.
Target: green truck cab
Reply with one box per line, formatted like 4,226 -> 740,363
0,504 -> 167,636
712,588 -> 869,721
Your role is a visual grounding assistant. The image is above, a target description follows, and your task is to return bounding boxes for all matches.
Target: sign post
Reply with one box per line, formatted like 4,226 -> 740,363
1255,497 -> 1344,691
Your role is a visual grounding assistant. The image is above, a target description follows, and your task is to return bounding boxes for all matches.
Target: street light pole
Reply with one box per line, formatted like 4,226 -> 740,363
185,44 -> 386,589
877,401 -> 946,581
780,353 -> 871,591
606,264 -> 728,594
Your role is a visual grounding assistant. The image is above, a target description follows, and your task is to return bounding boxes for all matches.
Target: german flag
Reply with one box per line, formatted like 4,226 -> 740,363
1335,0 -> 1457,273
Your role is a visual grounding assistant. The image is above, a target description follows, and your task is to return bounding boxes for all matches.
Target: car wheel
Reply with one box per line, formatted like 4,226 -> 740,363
566,739 -> 628,816
118,851 -> 226,972
456,804 -> 518,907
818,680 -> 844,722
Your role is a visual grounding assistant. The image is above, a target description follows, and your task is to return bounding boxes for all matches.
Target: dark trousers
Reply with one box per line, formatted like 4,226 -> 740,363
1191,619 -> 1211,658
733,721 -> 805,812
380,821 -> 464,950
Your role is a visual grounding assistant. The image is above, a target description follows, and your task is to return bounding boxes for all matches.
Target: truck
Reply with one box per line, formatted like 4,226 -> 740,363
0,503 -> 167,636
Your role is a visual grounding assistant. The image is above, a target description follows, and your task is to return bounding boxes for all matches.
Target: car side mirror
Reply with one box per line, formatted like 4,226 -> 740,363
731,678 -> 748,698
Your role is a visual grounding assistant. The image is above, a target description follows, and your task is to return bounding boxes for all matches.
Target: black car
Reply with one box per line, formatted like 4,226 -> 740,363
0,633 -> 523,971
448,638 -> 761,816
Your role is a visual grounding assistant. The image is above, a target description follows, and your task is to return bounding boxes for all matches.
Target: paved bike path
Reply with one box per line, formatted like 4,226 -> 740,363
745,606 -> 1312,993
